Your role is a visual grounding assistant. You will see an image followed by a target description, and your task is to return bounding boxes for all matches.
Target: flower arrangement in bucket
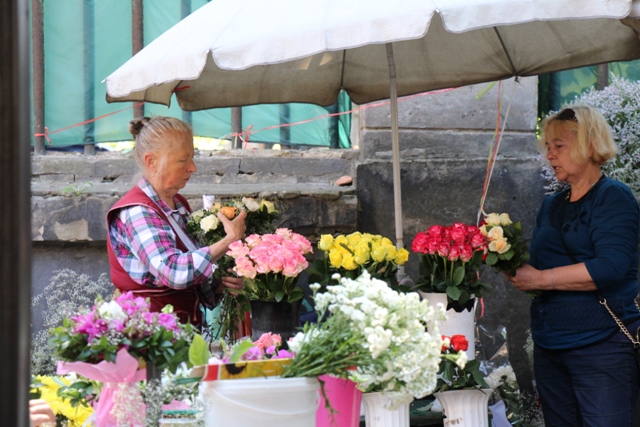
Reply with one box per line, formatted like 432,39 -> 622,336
283,271 -> 444,408
227,228 -> 313,342
307,232 -> 410,291
411,223 -> 491,310
480,212 -> 534,297
433,334 -> 492,427
227,228 -> 312,302
48,291 -> 200,427
187,196 -> 279,341
437,335 -> 488,392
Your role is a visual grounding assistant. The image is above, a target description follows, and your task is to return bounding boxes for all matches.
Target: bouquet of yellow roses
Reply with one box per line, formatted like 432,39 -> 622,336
307,232 -> 410,291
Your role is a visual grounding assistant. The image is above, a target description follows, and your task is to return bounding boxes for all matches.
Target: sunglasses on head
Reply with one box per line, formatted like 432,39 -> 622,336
556,108 -> 578,122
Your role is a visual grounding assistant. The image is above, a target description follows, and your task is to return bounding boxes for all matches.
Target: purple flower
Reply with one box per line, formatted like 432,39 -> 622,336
109,318 -> 125,333
116,292 -> 150,315
242,346 -> 264,361
73,312 -> 108,341
265,345 -> 276,355
272,349 -> 293,359
143,311 -> 156,325
157,313 -> 178,331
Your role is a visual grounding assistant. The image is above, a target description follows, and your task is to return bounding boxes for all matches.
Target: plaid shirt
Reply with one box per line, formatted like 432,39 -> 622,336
108,178 -> 215,290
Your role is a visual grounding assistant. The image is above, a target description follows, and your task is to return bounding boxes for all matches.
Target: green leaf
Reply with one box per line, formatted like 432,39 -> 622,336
452,266 -> 465,286
274,290 -> 284,302
189,334 -> 210,367
446,286 -> 462,301
229,340 -> 256,363
485,252 -> 498,266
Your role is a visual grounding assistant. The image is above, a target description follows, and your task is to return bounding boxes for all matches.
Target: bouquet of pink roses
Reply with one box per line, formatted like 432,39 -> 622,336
227,228 -> 313,303
411,223 -> 491,306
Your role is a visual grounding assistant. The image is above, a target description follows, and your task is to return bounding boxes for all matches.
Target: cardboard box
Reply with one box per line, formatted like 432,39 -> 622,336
192,358 -> 293,381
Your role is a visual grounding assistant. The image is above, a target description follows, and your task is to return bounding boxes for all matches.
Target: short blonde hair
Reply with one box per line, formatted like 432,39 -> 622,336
129,116 -> 193,176
538,104 -> 617,165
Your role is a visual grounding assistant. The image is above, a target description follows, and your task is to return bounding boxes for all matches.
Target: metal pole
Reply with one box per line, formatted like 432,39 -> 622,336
326,99 -> 339,149
231,107 -> 243,149
132,0 -> 144,119
597,64 -> 609,90
181,0 -> 192,126
1,0 -> 32,425
83,0 -> 96,155
280,104 -> 291,148
32,0 -> 46,155
386,43 -> 406,279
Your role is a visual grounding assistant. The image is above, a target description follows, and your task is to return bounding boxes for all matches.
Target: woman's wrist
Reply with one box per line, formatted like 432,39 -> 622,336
549,268 -> 556,291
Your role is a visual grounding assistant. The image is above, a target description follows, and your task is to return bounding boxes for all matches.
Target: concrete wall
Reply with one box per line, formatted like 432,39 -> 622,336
356,77 -> 545,394
31,148 -> 359,337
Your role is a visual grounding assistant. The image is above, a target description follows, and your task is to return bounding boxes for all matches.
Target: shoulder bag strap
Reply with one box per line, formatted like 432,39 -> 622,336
151,200 -> 221,310
560,230 -> 640,347
165,213 -> 198,252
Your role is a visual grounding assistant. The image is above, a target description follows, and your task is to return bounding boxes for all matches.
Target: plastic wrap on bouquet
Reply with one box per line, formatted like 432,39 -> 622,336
57,348 -> 147,427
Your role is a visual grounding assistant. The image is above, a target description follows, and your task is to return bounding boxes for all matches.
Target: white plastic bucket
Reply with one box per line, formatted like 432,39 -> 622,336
199,377 -> 319,427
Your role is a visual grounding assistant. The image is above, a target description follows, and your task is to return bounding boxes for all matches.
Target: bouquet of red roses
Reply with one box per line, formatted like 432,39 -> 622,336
437,334 -> 488,392
411,223 -> 491,307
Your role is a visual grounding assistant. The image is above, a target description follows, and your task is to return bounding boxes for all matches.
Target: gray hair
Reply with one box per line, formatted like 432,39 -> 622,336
129,116 -> 193,177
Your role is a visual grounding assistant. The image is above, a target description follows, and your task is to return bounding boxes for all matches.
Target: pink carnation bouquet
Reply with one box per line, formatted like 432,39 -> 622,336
214,332 -> 293,363
227,228 -> 312,302
411,223 -> 492,307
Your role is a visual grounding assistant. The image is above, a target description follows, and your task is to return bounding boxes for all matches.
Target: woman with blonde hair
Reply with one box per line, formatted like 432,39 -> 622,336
508,105 -> 640,425
107,116 -> 246,325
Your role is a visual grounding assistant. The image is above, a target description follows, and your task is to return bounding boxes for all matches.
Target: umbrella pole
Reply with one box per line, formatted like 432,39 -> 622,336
386,43 -> 407,282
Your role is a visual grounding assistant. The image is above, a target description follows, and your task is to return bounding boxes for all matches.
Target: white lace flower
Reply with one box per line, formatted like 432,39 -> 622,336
98,300 -> 128,323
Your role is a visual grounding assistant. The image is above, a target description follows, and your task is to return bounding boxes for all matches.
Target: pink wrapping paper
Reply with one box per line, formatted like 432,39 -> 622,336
58,348 -> 147,427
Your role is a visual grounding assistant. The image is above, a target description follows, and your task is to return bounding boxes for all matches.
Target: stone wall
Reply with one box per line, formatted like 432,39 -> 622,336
31,148 -> 359,335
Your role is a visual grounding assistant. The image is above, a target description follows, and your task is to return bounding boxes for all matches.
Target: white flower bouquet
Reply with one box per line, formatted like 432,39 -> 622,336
283,271 -> 444,407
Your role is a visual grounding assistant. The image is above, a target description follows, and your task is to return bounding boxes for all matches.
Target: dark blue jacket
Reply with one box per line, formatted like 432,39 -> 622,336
529,177 -> 640,349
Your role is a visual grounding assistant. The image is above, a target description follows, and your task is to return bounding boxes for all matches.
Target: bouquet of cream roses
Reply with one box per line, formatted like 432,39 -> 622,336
187,196 -> 279,277
283,271 -> 443,407
480,212 -> 534,298
480,212 -> 529,277
186,196 -> 279,341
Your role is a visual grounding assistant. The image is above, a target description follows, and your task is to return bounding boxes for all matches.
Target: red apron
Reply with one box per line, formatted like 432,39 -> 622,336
106,186 -> 201,325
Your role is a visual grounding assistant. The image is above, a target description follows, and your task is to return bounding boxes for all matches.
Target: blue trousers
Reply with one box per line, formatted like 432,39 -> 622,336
534,327 -> 640,427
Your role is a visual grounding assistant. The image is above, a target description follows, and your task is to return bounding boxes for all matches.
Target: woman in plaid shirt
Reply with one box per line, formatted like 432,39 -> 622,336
107,116 -> 246,325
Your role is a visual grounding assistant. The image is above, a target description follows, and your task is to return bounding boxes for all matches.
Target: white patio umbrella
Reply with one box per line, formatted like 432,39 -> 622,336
105,0 -> 640,258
